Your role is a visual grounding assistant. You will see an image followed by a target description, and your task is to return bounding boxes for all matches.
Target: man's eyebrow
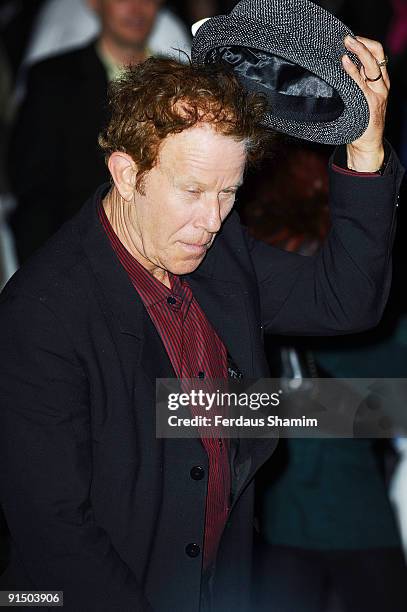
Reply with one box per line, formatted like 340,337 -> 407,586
174,177 -> 244,190
173,177 -> 205,188
179,179 -> 207,188
222,179 -> 244,191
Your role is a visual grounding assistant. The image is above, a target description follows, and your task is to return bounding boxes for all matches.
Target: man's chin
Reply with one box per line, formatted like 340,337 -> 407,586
168,254 -> 208,277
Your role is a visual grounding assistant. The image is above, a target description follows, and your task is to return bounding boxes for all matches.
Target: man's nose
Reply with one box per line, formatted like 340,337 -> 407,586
197,196 -> 222,234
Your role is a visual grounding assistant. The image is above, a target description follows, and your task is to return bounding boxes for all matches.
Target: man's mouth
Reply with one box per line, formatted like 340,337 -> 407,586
179,241 -> 211,255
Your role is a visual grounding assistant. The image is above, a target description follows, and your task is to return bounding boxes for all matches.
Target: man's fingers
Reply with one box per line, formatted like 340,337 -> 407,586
344,36 -> 388,92
354,35 -> 390,88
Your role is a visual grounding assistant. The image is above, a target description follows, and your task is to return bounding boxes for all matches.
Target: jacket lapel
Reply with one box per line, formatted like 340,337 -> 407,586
185,232 -> 255,378
78,185 -> 174,389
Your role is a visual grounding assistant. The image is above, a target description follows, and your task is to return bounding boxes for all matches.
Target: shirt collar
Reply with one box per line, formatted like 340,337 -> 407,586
98,197 -> 192,310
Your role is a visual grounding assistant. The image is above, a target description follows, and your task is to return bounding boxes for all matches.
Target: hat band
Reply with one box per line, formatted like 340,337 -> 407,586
209,46 -> 345,124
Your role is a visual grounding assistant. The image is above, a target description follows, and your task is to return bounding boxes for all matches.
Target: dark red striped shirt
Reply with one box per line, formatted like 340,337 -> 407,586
98,200 -> 231,569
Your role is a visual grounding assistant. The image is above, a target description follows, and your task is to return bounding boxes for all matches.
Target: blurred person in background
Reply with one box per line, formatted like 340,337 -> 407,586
21,0 -> 190,77
7,0 -> 179,263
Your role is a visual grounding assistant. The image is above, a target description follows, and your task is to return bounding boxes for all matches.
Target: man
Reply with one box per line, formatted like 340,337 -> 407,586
7,0 -> 163,262
22,0 -> 190,68
0,36 -> 404,612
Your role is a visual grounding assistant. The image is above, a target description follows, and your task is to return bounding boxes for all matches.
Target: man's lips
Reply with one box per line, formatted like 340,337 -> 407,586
179,241 -> 211,254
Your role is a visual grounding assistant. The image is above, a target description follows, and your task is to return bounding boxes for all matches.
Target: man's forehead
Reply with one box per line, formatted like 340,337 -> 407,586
158,125 -> 248,167
158,148 -> 246,190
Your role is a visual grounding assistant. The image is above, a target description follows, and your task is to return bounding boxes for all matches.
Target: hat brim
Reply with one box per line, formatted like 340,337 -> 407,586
192,14 -> 370,145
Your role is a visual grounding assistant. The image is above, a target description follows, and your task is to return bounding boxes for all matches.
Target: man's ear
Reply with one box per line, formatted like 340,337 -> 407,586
108,153 -> 137,202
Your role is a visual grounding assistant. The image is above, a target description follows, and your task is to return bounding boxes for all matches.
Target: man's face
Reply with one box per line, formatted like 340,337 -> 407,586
129,124 -> 247,277
92,0 -> 160,49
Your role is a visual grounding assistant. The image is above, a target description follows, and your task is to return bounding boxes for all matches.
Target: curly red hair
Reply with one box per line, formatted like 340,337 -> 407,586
99,57 -> 273,192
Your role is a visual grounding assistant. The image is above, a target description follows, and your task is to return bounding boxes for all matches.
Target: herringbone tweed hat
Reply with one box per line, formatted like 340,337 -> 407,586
191,0 -> 370,145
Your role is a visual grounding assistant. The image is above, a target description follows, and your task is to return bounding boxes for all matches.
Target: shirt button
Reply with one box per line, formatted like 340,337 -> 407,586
185,543 -> 201,558
167,296 -> 177,305
190,466 -> 205,480
198,371 -> 205,379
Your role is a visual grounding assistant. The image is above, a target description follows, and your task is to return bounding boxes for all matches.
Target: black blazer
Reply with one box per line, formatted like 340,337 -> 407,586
8,41 -> 110,262
0,146 -> 404,612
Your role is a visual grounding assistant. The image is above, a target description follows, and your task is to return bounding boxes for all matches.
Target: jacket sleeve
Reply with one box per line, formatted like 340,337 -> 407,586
0,293 -> 152,612
247,140 -> 405,336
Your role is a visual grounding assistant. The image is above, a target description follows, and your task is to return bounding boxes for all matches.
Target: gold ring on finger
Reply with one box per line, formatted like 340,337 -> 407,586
376,55 -> 389,67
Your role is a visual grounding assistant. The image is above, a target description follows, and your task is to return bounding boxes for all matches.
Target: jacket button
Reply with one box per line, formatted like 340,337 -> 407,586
185,543 -> 201,558
190,466 -> 205,480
